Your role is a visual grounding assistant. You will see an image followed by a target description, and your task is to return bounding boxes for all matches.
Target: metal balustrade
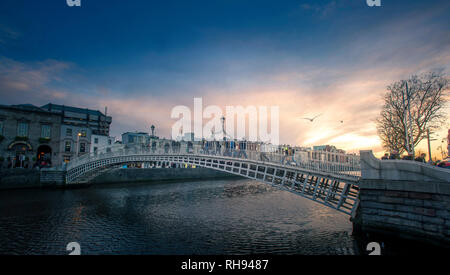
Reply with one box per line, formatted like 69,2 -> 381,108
67,143 -> 361,178
65,143 -> 361,215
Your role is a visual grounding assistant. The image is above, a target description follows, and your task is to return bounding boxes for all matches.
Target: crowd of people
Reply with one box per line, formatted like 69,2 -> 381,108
380,150 -> 449,168
199,140 -> 300,165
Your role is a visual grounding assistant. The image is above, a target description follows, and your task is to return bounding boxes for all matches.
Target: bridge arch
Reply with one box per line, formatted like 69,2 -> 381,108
66,152 -> 360,215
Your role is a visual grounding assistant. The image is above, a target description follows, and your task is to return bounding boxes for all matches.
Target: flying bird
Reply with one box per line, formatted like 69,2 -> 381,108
301,114 -> 322,122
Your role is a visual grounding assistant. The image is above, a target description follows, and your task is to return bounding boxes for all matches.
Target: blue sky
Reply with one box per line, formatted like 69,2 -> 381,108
0,0 -> 449,155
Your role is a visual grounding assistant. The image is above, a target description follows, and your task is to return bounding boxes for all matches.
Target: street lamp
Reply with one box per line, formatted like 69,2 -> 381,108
426,129 -> 437,162
76,132 -> 82,157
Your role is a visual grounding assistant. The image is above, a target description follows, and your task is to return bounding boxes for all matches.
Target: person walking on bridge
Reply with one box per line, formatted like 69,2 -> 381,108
215,141 -> 221,155
203,140 -> 210,155
289,148 -> 297,166
237,140 -> 248,159
281,146 -> 289,164
259,143 -> 270,162
389,150 -> 399,160
231,140 -> 239,158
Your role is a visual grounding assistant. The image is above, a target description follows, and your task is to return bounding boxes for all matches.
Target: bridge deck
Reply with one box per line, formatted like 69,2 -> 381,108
65,145 -> 361,216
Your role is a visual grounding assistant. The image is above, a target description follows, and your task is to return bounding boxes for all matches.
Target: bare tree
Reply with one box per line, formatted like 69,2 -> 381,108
376,71 -> 449,155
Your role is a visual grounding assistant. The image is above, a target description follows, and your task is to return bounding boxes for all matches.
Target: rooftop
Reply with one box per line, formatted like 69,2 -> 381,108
122,132 -> 150,136
41,103 -> 109,117
0,104 -> 55,114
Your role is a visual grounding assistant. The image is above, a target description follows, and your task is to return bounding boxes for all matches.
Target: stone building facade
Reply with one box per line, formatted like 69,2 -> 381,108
0,104 -> 62,168
0,103 -> 113,168
40,103 -> 112,164
90,134 -> 115,154
122,132 -> 150,145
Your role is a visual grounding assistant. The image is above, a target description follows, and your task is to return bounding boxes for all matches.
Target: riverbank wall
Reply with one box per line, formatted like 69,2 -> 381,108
0,169 -> 40,190
0,167 -> 240,190
353,150 -> 450,248
91,168 -> 241,184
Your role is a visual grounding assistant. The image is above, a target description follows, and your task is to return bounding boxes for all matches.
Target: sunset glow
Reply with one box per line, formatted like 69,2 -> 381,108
0,0 -> 448,158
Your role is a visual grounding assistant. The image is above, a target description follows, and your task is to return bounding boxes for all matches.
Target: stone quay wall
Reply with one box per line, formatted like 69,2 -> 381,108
39,169 -> 66,187
0,167 -> 240,190
0,168 -> 66,190
91,167 -> 241,184
354,150 -> 450,247
0,169 -> 40,190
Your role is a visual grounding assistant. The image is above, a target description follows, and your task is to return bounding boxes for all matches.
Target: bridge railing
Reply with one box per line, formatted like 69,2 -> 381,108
66,143 -> 361,178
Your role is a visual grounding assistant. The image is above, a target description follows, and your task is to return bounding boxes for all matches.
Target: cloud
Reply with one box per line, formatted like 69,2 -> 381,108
0,24 -> 20,45
0,57 -> 73,104
0,49 -> 444,157
0,0 -> 448,159
298,1 -> 339,18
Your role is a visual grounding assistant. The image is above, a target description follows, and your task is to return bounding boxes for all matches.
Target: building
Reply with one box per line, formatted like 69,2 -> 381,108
40,103 -> 112,164
122,132 -> 150,145
0,104 -> 62,168
91,134 -> 115,154
313,145 -> 345,153
312,145 -> 348,163
122,125 -> 160,146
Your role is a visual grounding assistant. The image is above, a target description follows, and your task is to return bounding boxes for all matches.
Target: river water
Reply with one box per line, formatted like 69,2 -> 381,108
0,179 -> 441,255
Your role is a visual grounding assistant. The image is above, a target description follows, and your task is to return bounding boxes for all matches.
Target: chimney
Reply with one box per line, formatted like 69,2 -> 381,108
105,106 -> 108,116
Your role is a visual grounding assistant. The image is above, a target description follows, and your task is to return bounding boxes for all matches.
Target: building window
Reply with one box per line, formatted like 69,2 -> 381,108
65,141 -> 71,153
106,148 -> 111,153
128,136 -> 134,143
41,125 -> 51,139
94,138 -> 99,144
94,147 -> 98,153
80,143 -> 86,153
66,128 -> 72,137
17,122 -> 29,137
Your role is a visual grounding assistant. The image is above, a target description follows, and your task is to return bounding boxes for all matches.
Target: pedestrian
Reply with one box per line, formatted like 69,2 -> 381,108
414,153 -> 426,163
402,154 -> 413,161
389,150 -> 399,160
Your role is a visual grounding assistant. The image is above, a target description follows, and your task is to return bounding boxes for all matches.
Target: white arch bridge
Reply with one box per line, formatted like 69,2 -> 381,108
65,144 -> 361,215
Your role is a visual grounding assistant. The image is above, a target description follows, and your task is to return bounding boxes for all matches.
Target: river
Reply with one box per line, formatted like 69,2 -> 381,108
0,178 -> 440,255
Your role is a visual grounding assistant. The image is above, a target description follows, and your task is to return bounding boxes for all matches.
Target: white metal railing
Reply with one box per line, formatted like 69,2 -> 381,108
66,143 -> 361,179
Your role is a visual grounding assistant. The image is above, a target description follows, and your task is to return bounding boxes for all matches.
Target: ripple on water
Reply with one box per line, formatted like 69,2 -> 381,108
0,179 -> 359,255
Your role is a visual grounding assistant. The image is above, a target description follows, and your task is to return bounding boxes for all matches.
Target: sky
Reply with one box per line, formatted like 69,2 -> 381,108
0,0 -> 449,158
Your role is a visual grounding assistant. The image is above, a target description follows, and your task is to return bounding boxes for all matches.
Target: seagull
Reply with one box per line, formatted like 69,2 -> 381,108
301,114 -> 322,122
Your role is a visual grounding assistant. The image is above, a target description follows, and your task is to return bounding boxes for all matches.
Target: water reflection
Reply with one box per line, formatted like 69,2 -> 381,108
0,179 -> 440,255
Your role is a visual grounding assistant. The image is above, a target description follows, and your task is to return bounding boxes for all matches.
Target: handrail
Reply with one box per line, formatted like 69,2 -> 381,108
67,143 -> 361,179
